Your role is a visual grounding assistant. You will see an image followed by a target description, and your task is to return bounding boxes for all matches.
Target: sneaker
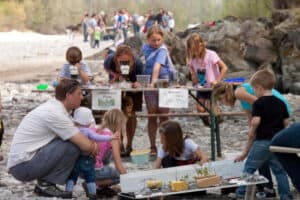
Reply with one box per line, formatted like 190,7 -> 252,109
96,187 -> 118,197
228,192 -> 244,200
150,146 -> 157,156
34,181 -> 72,199
264,187 -> 276,198
82,182 -> 97,199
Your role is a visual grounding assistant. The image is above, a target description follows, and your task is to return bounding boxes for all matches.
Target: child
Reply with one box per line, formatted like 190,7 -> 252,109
94,108 -> 127,197
186,33 -> 228,126
94,26 -> 101,48
154,120 -> 209,169
232,69 -> 292,200
142,25 -> 173,156
59,46 -> 93,84
65,107 -> 119,200
213,80 -> 291,198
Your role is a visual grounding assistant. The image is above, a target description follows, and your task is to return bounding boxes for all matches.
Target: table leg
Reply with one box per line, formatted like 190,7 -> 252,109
215,117 -> 222,157
244,185 -> 256,200
210,112 -> 216,161
189,91 -> 217,160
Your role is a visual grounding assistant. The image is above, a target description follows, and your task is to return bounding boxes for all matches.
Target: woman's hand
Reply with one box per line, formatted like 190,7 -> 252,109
132,81 -> 140,88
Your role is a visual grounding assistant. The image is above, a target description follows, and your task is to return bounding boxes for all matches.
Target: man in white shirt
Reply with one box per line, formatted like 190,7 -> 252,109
7,79 -> 98,199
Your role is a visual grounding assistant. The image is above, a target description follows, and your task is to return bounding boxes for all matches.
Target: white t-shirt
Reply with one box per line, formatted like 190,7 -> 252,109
7,99 -> 79,169
157,138 -> 199,161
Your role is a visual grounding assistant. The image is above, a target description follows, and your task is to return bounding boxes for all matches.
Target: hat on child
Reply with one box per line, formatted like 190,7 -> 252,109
73,107 -> 95,126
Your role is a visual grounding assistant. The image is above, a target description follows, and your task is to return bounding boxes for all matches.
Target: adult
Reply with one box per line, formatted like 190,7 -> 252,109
213,79 -> 291,198
104,45 -> 144,156
82,12 -> 89,42
0,92 -> 3,161
7,79 -> 99,198
89,13 -> 97,48
271,123 -> 300,192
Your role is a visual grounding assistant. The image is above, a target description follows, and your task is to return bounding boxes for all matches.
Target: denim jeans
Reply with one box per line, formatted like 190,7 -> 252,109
236,140 -> 292,200
271,123 -> 300,192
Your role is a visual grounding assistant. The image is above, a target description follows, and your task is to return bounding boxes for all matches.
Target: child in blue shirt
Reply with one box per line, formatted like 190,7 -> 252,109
65,107 -> 119,200
142,25 -> 174,156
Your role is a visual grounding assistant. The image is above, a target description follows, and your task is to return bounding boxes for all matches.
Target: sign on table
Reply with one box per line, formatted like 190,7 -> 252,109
92,89 -> 121,110
159,89 -> 188,108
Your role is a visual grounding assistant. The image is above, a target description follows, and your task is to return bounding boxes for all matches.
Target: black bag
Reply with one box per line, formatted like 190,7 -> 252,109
0,119 -> 4,146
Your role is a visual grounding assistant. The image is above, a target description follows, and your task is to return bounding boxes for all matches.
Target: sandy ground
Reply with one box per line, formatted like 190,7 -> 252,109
0,30 -> 112,81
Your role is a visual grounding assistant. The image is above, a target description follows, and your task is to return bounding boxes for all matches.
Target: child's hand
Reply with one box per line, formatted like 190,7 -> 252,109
132,81 -> 140,88
234,153 -> 246,162
111,131 -> 120,141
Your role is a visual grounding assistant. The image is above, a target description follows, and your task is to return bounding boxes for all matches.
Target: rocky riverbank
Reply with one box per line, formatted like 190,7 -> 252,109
0,32 -> 299,199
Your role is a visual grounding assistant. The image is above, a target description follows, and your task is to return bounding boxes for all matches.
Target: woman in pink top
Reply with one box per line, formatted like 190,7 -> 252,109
186,34 -> 228,125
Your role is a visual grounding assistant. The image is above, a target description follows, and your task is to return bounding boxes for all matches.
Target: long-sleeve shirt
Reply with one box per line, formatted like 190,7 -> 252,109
79,127 -> 111,142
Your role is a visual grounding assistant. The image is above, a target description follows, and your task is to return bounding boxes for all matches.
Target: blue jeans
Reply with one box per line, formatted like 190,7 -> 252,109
95,166 -> 120,185
236,140 -> 292,200
271,123 -> 300,192
68,155 -> 96,184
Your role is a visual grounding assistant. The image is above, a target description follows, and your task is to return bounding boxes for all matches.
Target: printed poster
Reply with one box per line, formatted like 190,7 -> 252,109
159,88 -> 188,108
92,89 -> 121,110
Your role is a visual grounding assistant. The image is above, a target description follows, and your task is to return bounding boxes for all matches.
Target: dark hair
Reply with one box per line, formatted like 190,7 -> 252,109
55,79 -> 80,101
114,45 -> 135,70
159,121 -> 184,157
66,46 -> 82,65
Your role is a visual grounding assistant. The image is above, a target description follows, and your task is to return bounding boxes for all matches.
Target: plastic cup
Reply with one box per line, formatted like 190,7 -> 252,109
136,75 -> 151,88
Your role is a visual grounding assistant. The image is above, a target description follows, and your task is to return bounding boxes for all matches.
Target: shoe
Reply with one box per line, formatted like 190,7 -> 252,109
150,146 -> 157,156
228,192 -> 244,200
256,188 -> 276,199
121,145 -> 131,157
200,116 -> 210,127
96,187 -> 118,197
82,182 -> 97,199
34,181 -> 72,199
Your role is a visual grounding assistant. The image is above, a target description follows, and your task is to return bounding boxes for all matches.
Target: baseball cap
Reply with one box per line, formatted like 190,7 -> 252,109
73,107 -> 95,126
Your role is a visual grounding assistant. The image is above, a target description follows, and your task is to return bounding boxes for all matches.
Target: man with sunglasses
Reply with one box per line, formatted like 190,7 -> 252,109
7,79 -> 98,199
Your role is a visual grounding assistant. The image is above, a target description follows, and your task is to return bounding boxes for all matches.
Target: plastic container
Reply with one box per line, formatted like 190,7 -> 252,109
154,79 -> 169,88
130,149 -> 150,164
36,83 -> 48,90
224,77 -> 245,83
136,75 -> 151,88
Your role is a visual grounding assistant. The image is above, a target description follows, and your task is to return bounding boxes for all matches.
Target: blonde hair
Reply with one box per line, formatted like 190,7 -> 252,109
212,82 -> 236,106
250,68 -> 275,90
186,33 -> 206,59
99,109 -> 127,135
146,25 -> 164,39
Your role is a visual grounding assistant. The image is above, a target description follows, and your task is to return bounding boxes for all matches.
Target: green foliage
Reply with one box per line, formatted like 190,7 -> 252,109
0,0 -> 274,33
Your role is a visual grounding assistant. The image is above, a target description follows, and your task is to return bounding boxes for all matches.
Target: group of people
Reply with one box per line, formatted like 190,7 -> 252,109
5,23 -> 300,200
82,11 -> 108,48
